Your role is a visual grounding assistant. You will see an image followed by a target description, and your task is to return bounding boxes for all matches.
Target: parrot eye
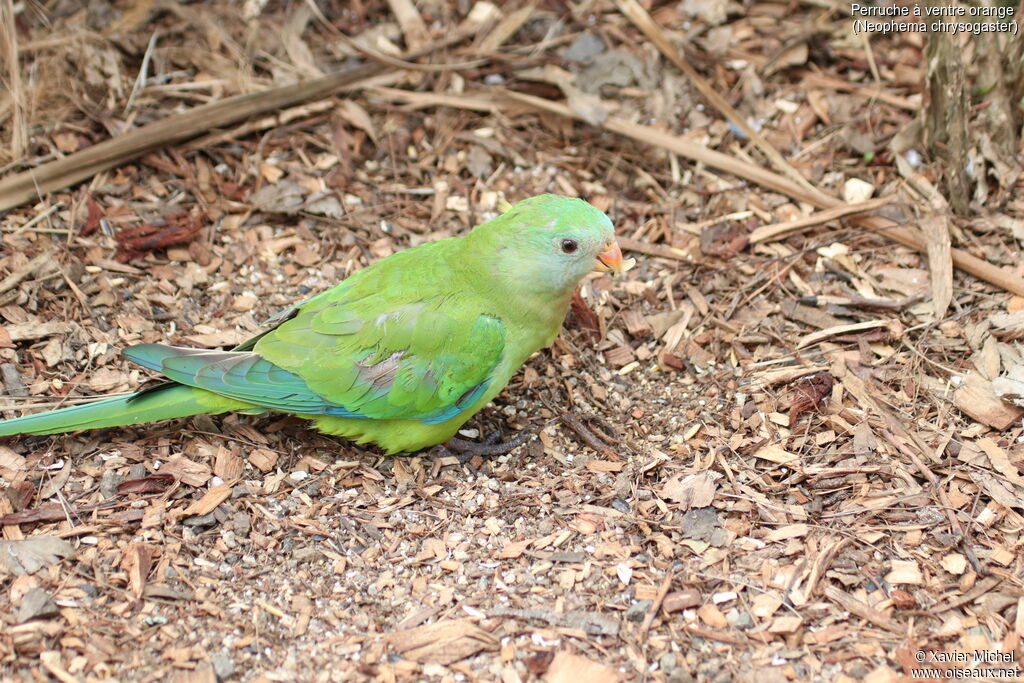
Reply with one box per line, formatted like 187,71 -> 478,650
561,239 -> 578,254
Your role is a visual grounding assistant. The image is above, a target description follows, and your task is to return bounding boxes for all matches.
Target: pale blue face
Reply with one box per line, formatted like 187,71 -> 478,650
495,194 -> 618,297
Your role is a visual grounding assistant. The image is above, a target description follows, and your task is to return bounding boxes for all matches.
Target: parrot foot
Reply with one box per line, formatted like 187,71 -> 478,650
435,429 -> 537,465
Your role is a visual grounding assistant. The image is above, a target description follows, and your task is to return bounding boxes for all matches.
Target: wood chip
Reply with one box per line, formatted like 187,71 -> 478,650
183,484 -> 233,517
121,543 -> 155,598
159,456 -> 212,488
885,560 -> 923,585
662,589 -> 701,613
3,321 -> 77,342
249,448 -> 279,473
543,651 -> 620,683
697,604 -> 728,629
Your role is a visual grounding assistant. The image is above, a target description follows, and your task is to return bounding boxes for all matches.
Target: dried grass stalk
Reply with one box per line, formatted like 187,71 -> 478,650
0,34 -> 470,213
0,0 -> 27,160
923,14 -> 970,213
615,0 -> 826,201
503,89 -> 1024,298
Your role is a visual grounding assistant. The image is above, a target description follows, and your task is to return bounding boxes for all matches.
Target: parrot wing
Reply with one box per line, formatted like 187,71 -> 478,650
123,296 -> 506,425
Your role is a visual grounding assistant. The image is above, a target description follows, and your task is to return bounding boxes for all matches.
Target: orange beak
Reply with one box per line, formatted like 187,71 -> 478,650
594,241 -> 635,273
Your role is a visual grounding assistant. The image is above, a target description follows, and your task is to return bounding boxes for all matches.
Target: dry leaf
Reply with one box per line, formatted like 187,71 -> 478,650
87,367 -> 127,392
992,363 -> 1024,407
788,371 -> 834,423
38,460 -> 71,500
0,445 -> 27,475
543,651 -> 620,683
661,472 -> 717,509
249,180 -> 306,213
160,455 -> 212,487
976,437 -> 1024,487
954,373 -> 1024,430
968,471 -> 1023,510
182,329 -> 252,348
567,289 -> 602,343
753,445 -> 799,465
385,619 -> 498,665
337,100 -> 378,143
117,473 -> 176,495
0,537 -> 74,576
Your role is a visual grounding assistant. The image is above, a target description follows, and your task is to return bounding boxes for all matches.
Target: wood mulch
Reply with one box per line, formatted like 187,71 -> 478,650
1,1 -> 1023,681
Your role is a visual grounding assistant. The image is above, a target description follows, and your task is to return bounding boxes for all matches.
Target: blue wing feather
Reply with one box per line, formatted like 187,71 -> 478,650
123,262 -> 506,425
123,333 -> 498,424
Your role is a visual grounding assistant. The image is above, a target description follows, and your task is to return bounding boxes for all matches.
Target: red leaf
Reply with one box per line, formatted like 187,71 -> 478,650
0,502 -> 68,525
788,372 -> 834,423
115,212 -> 204,262
524,650 -> 555,676
567,288 -> 602,343
116,473 -> 176,495
659,352 -> 684,370
700,222 -> 749,259
80,194 -> 104,236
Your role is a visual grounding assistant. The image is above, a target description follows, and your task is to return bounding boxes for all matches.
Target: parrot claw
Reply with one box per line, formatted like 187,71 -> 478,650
432,429 -> 537,466
481,431 -> 503,446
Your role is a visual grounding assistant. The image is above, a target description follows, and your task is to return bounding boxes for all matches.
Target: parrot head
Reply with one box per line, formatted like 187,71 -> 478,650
474,194 -> 634,299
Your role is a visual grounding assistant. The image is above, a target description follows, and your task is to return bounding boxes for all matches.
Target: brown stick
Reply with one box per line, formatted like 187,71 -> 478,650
749,196 -> 896,244
0,34 -> 471,213
822,584 -> 902,633
501,90 -> 1024,298
559,412 -> 617,458
615,0 -> 827,201
801,73 -> 919,112
0,249 -> 55,295
638,569 -> 674,639
617,236 -> 690,261
680,624 -> 750,646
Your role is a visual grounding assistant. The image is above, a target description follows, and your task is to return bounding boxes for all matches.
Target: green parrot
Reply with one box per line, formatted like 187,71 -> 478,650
0,194 -> 632,454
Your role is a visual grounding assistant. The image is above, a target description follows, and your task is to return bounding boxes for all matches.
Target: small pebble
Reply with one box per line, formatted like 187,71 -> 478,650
625,600 -> 651,622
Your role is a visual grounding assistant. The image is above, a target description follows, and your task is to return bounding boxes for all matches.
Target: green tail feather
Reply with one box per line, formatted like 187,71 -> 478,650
0,384 -> 254,437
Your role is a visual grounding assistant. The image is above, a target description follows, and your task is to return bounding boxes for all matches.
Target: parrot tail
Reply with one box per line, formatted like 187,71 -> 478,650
0,383 -> 256,437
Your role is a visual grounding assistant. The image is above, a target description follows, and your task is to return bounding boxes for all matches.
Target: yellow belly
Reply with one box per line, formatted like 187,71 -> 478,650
307,412 -> 470,454
301,333 -> 551,454
301,373 -> 508,454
